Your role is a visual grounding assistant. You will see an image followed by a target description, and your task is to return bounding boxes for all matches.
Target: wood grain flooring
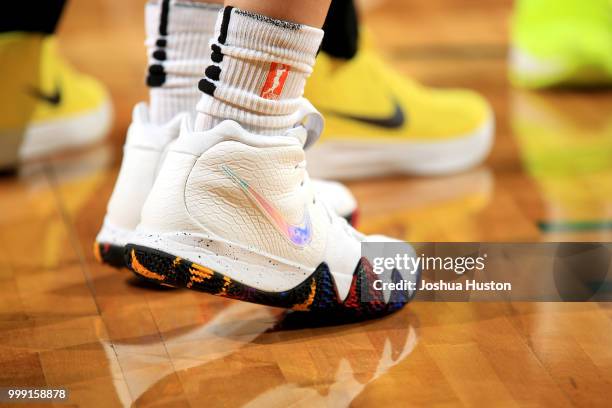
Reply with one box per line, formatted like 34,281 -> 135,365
0,0 -> 611,406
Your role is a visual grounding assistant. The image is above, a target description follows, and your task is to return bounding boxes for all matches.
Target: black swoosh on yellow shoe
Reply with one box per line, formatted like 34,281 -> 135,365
325,99 -> 406,129
28,84 -> 62,106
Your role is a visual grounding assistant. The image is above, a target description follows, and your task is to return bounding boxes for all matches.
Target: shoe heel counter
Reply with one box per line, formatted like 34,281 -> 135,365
182,139 -> 329,262
139,150 -> 198,233
106,146 -> 161,231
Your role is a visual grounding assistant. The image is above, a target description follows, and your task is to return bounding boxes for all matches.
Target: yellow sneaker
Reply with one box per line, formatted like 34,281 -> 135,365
304,43 -> 494,179
510,0 -> 612,89
511,90 -> 612,240
18,36 -> 113,162
0,32 -> 43,170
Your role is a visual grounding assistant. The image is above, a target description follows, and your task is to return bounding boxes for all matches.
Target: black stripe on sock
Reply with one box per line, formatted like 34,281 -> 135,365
211,51 -> 223,63
147,59 -> 167,87
198,78 -> 217,96
218,6 -> 234,44
149,64 -> 164,74
147,72 -> 166,87
159,0 -> 171,36
147,63 -> 166,87
153,50 -> 167,61
211,44 -> 224,63
147,0 -> 172,87
205,65 -> 221,81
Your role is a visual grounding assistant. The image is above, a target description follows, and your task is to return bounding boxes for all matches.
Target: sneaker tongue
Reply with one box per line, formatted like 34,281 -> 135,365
292,98 -> 324,149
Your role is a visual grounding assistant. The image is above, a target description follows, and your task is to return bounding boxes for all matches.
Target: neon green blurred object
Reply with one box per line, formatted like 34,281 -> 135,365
510,0 -> 612,88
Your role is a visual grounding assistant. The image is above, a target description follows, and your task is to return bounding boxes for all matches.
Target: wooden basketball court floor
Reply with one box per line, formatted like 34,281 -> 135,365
1,0 -> 612,406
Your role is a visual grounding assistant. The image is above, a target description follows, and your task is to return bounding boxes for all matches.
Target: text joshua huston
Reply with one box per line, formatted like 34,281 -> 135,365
373,279 -> 512,291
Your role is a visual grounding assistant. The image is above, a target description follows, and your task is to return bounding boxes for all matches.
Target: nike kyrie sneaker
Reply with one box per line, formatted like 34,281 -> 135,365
304,47 -> 494,179
510,0 -> 612,89
95,103 -> 183,267
95,103 -> 358,268
20,36 -> 113,161
125,103 -> 419,318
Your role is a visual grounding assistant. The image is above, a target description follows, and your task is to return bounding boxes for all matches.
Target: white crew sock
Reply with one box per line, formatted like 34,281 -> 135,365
146,0 -> 221,124
195,7 -> 324,135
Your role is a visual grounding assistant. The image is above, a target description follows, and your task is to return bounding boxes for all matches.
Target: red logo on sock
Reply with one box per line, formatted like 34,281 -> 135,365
260,62 -> 291,100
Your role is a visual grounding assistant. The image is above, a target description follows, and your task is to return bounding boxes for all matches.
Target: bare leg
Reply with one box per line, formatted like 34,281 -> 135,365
191,0 -> 224,4
226,0 -> 331,27
190,0 -> 331,33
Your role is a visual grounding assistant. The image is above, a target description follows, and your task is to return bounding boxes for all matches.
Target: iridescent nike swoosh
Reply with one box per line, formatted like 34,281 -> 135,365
222,165 -> 312,247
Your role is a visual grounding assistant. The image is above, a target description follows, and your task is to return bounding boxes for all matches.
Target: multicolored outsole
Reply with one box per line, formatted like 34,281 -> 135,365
94,210 -> 359,269
125,243 -> 418,320
93,241 -> 126,268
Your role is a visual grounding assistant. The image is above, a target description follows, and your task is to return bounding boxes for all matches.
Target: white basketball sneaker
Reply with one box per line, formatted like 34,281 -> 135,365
94,103 -> 358,267
125,105 -> 419,318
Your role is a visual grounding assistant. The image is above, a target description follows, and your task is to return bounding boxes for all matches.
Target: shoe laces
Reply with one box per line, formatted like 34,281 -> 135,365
296,160 -> 365,242
291,99 -> 364,242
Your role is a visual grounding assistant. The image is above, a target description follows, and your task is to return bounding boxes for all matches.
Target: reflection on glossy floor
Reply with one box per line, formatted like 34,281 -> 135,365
1,0 -> 612,407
